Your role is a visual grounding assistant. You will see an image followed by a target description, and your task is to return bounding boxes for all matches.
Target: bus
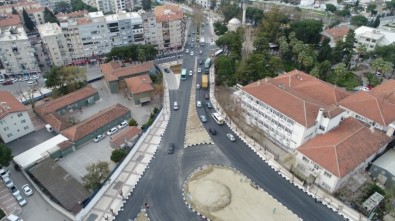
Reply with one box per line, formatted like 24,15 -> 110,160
181,68 -> 187,80
211,113 -> 224,125
214,49 -> 223,57
204,58 -> 212,73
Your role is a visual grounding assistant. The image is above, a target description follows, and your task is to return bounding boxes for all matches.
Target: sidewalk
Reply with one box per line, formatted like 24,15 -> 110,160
78,79 -> 171,221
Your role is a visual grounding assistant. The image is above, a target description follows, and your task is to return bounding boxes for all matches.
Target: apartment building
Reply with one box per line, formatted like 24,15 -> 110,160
103,11 -> 144,46
141,5 -> 185,50
0,0 -> 42,14
0,26 -> 39,74
38,23 -> 71,66
0,91 -> 34,143
354,26 -> 395,51
95,0 -> 111,13
26,7 -> 46,26
238,70 -> 350,151
0,14 -> 22,30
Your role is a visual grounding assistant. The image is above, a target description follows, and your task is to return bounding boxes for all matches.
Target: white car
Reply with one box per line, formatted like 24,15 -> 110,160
117,120 -> 128,129
190,51 -> 194,56
0,168 -> 9,179
197,101 -> 202,107
93,134 -> 105,143
3,177 -> 13,188
196,84 -> 200,89
0,79 -> 5,83
173,101 -> 179,110
107,127 -> 118,136
10,185 -> 20,197
186,49 -> 189,53
30,75 -> 39,80
198,68 -> 202,73
27,81 -> 37,86
22,184 -> 33,196
16,195 -> 27,206
227,133 -> 236,142
189,70 -> 193,76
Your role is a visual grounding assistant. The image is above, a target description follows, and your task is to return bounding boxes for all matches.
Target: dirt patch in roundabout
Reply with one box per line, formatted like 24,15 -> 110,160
184,165 -> 301,221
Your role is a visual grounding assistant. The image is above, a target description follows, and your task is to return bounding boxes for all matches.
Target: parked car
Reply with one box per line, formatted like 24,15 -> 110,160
6,214 -> 23,221
93,134 -> 105,143
0,79 -> 5,83
198,68 -> 202,73
3,177 -> 13,188
168,143 -> 175,154
206,102 -> 213,109
10,185 -> 20,197
22,184 -> 33,196
27,81 -> 37,86
2,80 -> 13,86
209,128 -> 217,135
107,127 -> 118,136
197,101 -> 202,107
200,115 -> 207,122
30,75 -> 39,80
15,195 -> 27,206
204,93 -> 209,100
164,68 -> 170,73
117,120 -> 128,129
227,133 -> 236,142
0,168 -> 9,179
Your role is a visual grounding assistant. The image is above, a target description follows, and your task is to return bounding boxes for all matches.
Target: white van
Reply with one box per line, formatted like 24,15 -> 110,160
7,214 -> 23,221
173,102 -> 178,110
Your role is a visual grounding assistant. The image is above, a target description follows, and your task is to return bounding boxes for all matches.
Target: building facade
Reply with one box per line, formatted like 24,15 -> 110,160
238,70 -> 350,151
0,26 -> 39,74
38,22 -> 71,66
104,11 -> 144,46
354,26 -> 395,51
0,91 -> 34,143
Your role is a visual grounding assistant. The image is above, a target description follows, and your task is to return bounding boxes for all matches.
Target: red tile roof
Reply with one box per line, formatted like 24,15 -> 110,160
26,7 -> 45,13
0,91 -> 28,119
339,80 -> 395,126
297,118 -> 390,178
154,5 -> 183,22
101,61 -> 154,82
56,10 -> 87,21
242,70 -> 350,127
0,14 -> 22,28
125,74 -> 154,94
42,113 -> 72,133
34,86 -> 98,116
61,104 -> 130,141
58,140 -> 73,149
323,26 -> 349,41
110,126 -> 142,148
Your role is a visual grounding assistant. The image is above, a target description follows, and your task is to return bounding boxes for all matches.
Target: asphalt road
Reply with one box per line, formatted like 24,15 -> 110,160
116,19 -> 345,221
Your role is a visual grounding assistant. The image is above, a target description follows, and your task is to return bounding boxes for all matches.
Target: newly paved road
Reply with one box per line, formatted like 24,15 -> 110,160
116,19 -> 345,221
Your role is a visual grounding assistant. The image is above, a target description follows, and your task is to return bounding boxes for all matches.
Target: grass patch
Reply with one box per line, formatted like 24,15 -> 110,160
327,71 -> 360,90
170,64 -> 182,75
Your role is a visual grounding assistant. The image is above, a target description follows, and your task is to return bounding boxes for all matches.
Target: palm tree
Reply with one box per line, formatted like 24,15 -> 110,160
354,44 -> 367,67
371,57 -> 393,78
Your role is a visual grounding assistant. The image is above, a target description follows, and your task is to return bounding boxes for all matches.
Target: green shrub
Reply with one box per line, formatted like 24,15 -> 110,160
128,118 -> 138,126
111,149 -> 127,163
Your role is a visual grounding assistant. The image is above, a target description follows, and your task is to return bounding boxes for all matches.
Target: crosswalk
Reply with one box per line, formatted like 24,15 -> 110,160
155,54 -> 184,63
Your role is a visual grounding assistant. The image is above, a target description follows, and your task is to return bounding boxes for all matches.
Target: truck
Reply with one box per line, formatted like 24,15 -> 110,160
202,75 -> 209,89
200,37 -> 205,46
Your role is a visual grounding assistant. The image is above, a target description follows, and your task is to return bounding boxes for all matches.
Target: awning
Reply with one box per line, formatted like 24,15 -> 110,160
139,97 -> 151,103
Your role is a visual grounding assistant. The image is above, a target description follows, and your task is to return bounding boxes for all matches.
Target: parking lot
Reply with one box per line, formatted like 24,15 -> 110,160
0,177 -> 20,217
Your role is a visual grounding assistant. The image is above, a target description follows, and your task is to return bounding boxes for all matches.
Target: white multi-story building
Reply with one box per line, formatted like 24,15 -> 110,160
95,0 -> 111,13
38,23 -> 71,66
238,70 -> 350,151
354,26 -> 395,51
0,26 -> 39,74
26,7 -> 46,26
103,11 -> 144,46
0,91 -> 34,143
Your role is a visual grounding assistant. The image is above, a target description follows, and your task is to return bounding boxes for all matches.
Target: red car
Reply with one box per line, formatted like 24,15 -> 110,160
2,80 -> 13,85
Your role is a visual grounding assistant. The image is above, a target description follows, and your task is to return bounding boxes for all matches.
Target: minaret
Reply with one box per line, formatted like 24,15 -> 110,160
242,0 -> 246,26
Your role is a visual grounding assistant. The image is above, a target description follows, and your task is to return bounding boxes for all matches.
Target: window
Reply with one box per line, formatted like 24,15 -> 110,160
3,127 -> 9,131
302,156 -> 309,162
319,125 -> 325,131
21,119 -> 26,123
324,171 -> 332,178
24,126 -> 29,130
18,113 -> 23,117
7,133 -> 12,138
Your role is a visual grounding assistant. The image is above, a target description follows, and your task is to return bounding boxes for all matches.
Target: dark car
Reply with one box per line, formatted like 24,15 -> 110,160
199,60 -> 203,65
206,102 -> 213,109
209,128 -> 217,135
2,80 -> 13,85
164,68 -> 170,73
168,143 -> 175,154
204,93 -> 209,100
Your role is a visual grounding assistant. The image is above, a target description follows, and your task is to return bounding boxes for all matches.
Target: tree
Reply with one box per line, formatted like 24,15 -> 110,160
0,144 -> 12,168
83,161 -> 110,191
111,149 -> 127,163
335,9 -> 351,17
253,35 -> 269,54
317,40 -> 333,62
44,7 -> 59,24
325,4 -> 337,12
55,1 -> 71,13
343,30 -> 356,67
366,3 -> 377,13
213,22 -> 228,35
334,63 -> 347,85
372,43 -> 395,64
12,7 -> 18,14
246,7 -> 263,24
258,7 -> 287,42
22,8 -> 35,31
220,3 -> 240,23
350,15 -> 368,27
289,19 -> 323,44
372,16 -> 380,28
371,57 -> 393,76
45,66 -> 87,96
385,0 -> 395,15
70,0 -> 97,12
142,0 -> 151,11
215,55 -> 236,85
